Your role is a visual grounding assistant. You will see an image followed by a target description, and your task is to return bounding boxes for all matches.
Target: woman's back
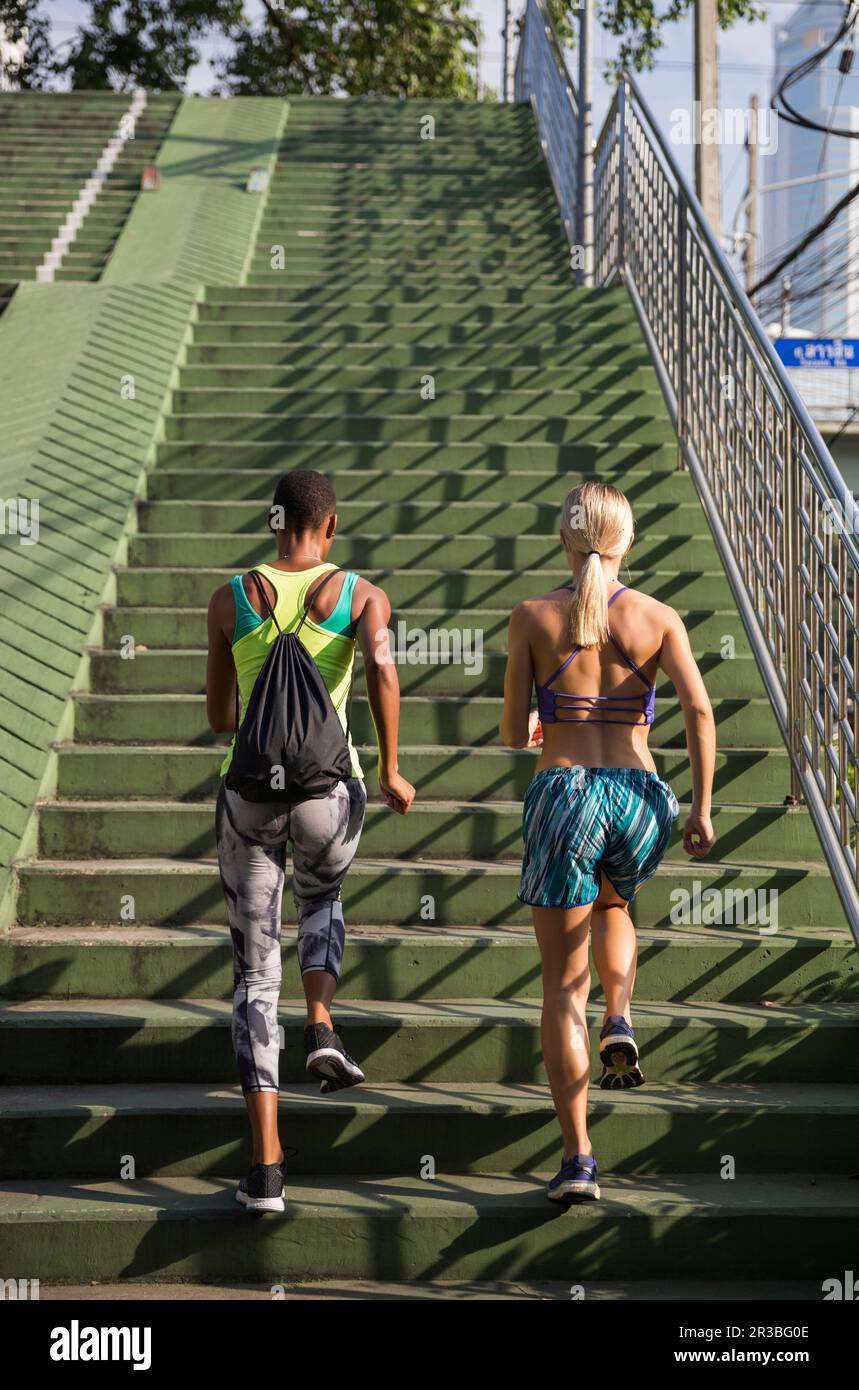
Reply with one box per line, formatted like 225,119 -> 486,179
219,561 -> 362,780
523,580 -> 673,773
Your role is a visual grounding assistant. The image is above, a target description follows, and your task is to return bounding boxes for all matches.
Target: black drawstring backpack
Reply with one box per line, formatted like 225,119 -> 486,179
224,568 -> 354,803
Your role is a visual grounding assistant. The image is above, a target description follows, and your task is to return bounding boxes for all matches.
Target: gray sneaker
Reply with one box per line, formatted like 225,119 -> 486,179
304,1021 -> 365,1092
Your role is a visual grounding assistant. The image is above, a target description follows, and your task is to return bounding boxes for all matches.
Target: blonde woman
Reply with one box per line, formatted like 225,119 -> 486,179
500,481 -> 717,1202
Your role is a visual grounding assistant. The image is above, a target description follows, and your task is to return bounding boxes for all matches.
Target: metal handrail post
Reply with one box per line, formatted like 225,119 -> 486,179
782,413 -> 804,804
578,0 -> 594,286
676,194 -> 688,468
616,78 -> 627,275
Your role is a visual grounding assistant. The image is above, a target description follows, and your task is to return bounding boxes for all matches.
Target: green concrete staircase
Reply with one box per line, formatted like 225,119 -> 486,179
0,91 -> 179,281
1,97 -> 857,1286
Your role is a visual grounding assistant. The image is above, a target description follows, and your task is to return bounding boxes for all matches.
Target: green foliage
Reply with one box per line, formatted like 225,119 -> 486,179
597,0 -> 765,77
1,1 -> 767,95
542,1 -> 765,76
61,1 -> 243,92
0,0 -> 57,88
217,2 -> 481,98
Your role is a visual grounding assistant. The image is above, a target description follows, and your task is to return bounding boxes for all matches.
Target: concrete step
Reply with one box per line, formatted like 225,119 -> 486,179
161,412 -> 677,446
86,647 -> 764,699
37,800 -> 823,864
182,342 -> 656,371
2,1081 -> 856,1178
72,692 -> 782,747
189,322 -> 648,349
255,224 -> 565,246
54,743 -> 796,805
2,997 -> 856,1085
244,202 -> 561,223
136,498 -> 699,538
240,262 -> 572,288
106,603 -> 749,653
125,531 -> 716,571
0,1173 -> 854,1282
147,462 -> 694,503
14,857 -> 842,930
153,439 -> 675,471
193,304 -> 634,329
166,387 -> 670,421
175,364 -> 663,393
242,251 -> 573,275
2,923 -> 853,1003
25,1277 -> 829,1300
114,566 -> 732,610
200,277 -> 591,304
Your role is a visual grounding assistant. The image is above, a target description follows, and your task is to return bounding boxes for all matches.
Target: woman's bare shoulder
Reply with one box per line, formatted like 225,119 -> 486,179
510,589 -> 570,625
620,586 -> 680,621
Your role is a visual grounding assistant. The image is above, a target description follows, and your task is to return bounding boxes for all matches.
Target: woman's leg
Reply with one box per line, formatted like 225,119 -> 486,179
589,872 -> 637,1026
244,1093 -> 281,1167
532,902 -> 594,1158
289,779 -> 367,1089
303,967 -> 337,1029
290,778 -> 367,1023
216,783 -> 288,1167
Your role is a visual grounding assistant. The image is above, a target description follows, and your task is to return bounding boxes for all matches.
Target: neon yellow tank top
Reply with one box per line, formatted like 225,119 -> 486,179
219,562 -> 363,781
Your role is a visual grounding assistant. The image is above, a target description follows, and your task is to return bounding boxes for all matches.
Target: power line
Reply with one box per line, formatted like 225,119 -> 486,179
772,0 -> 859,138
750,174 -> 859,294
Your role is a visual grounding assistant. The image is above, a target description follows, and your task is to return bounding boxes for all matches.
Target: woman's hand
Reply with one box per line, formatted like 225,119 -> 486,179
527,711 -> 543,748
683,810 -> 715,857
379,768 -> 416,814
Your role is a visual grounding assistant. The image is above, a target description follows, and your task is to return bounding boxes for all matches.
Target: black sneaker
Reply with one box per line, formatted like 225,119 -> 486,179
304,1021 -> 365,1092
235,1159 -> 285,1214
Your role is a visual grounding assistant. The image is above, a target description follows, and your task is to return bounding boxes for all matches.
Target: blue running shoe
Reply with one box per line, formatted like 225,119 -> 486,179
599,1014 -> 644,1089
547,1153 -> 600,1202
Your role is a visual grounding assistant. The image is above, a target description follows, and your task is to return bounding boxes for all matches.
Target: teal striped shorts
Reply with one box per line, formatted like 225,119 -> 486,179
519,765 -> 680,909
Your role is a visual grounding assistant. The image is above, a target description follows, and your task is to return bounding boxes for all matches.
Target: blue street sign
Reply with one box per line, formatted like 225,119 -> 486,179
775,338 -> 859,368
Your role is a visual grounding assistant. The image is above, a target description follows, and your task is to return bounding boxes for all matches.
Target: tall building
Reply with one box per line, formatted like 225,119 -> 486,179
763,0 -> 859,480
764,0 -> 859,338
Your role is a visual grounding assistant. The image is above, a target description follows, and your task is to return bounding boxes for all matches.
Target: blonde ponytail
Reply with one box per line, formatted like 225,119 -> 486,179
560,481 -> 634,649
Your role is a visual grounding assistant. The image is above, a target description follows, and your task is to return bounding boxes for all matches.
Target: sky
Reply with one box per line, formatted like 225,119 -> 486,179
44,1 -> 846,246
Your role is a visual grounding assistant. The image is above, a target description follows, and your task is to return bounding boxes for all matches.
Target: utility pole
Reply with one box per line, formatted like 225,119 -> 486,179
502,1 -> 514,103
694,0 -> 721,234
781,276 -> 792,335
745,93 -> 759,292
578,0 -> 594,285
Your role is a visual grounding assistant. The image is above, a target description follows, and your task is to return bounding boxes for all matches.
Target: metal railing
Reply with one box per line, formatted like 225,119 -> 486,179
514,0 -> 580,251
517,1 -> 859,941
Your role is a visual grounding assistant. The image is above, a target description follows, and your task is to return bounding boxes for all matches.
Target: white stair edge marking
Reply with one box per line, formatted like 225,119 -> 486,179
35,89 -> 148,283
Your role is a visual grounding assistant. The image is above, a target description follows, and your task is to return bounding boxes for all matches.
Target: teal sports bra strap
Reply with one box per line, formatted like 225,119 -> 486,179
324,569 -> 358,635
249,571 -> 281,633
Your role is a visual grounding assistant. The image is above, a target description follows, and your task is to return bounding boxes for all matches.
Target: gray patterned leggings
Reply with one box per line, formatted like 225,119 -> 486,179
215,778 -> 367,1094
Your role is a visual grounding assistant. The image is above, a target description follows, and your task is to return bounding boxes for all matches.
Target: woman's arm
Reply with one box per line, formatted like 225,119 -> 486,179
354,579 -> 415,814
500,603 -> 538,748
206,584 -> 237,733
658,609 -> 717,857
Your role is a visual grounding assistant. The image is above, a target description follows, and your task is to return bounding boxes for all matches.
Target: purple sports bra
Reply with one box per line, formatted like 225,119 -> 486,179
535,585 -> 656,726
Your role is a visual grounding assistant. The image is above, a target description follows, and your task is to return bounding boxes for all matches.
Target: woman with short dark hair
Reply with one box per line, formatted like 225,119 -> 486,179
206,468 -> 415,1212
